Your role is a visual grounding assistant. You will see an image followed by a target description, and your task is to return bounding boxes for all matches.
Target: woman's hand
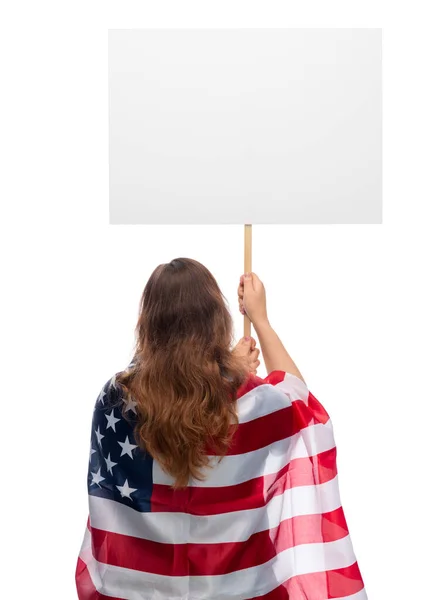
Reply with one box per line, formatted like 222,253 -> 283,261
237,272 -> 269,329
232,336 -> 261,375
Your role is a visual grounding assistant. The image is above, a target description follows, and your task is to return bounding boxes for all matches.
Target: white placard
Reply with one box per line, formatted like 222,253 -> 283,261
109,29 -> 382,224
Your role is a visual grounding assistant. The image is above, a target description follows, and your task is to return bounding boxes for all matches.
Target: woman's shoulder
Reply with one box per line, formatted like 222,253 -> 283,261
93,364 -> 136,413
235,370 -> 330,427
236,369 -> 307,399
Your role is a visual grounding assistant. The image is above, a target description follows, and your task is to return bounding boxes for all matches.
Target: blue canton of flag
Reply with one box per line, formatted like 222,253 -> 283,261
87,363 -> 154,513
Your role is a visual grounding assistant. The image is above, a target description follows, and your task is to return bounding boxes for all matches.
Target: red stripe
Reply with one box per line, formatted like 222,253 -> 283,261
224,397 -> 329,456
249,562 -> 365,599
308,390 -> 330,423
90,506 -> 348,577
75,557 -> 123,600
151,445 -> 337,515
251,562 -> 364,600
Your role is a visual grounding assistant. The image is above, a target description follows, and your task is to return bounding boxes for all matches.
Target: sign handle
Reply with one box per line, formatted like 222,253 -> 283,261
244,224 -> 252,338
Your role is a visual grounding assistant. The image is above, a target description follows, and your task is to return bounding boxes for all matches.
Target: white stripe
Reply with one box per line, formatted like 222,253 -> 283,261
78,527 -> 107,595
153,418 -> 334,487
236,374 -> 308,424
276,372 -> 310,405
79,526 -> 359,600
89,474 -> 341,544
326,591 -> 368,600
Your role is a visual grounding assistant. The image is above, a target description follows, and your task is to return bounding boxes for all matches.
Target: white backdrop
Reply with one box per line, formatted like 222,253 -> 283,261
2,2 -> 438,600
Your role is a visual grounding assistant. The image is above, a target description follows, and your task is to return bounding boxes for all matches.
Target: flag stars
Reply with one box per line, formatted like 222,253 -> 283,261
105,409 -> 121,432
95,425 -> 104,447
124,396 -> 138,414
109,374 -> 118,389
98,388 -> 106,405
118,435 -> 138,459
89,445 -> 96,462
104,452 -> 117,475
116,479 -> 137,500
90,467 -> 105,487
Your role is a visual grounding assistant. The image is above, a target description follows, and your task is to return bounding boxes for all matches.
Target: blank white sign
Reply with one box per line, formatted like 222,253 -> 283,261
109,29 -> 382,224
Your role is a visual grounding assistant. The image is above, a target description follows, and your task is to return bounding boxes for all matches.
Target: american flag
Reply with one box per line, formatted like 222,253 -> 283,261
76,365 -> 367,599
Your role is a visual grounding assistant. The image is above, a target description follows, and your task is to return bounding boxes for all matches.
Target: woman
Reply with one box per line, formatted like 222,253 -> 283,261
76,258 -> 367,600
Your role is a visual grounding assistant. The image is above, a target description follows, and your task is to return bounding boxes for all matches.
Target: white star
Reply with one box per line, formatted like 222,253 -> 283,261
109,374 -> 118,389
95,425 -> 104,447
105,409 -> 121,432
116,478 -> 137,500
98,388 -> 106,404
124,396 -> 138,414
104,452 -> 117,475
90,467 -> 105,487
118,435 -> 137,459
89,445 -> 96,462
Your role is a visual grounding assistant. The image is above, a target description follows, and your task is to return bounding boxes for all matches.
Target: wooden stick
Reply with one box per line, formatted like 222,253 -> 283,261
244,224 -> 252,338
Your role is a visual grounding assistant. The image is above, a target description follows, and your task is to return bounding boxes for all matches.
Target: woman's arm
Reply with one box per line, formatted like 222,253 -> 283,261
254,319 -> 306,384
238,272 -> 305,383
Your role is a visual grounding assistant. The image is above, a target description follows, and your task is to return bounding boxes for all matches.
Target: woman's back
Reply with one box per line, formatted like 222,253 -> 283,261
76,367 -> 366,600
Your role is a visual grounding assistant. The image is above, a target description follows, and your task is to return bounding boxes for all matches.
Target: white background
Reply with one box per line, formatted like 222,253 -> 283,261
109,28 -> 381,224
1,2 -> 437,599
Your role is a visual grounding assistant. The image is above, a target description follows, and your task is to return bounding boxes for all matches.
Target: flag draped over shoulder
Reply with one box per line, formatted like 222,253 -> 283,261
76,366 -> 367,600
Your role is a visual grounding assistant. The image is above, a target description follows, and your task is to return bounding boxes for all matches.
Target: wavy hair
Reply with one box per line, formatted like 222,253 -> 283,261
116,258 -> 249,489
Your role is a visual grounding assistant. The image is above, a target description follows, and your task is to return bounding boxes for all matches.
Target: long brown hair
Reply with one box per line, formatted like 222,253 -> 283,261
116,258 -> 249,489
